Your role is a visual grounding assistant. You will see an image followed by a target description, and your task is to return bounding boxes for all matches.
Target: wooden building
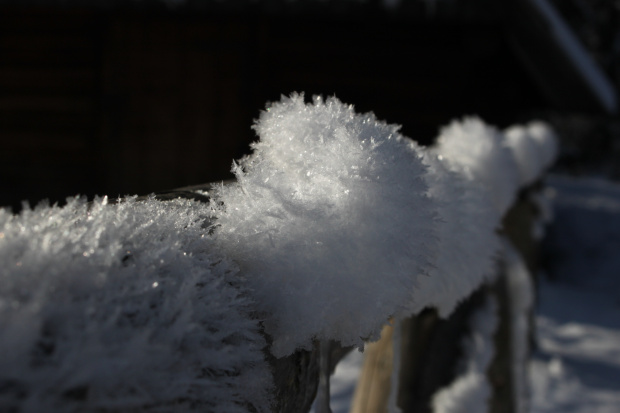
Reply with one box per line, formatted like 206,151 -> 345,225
0,0 -> 616,210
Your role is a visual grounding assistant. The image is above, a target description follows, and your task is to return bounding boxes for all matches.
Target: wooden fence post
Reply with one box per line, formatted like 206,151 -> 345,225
348,183 -> 543,413
350,323 -> 395,413
151,180 -> 542,413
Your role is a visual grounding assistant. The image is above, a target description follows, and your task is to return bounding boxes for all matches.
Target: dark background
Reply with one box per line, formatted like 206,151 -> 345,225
1,1 -> 612,212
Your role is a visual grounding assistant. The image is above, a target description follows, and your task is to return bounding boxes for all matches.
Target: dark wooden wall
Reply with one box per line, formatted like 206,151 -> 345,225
0,7 -> 545,211
0,9 -> 103,211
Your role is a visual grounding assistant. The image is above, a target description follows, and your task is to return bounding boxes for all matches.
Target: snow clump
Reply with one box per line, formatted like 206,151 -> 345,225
434,117 -> 520,216
527,121 -> 558,171
0,197 -> 272,413
209,93 -> 438,357
411,153 -> 501,317
504,121 -> 558,187
504,125 -> 545,187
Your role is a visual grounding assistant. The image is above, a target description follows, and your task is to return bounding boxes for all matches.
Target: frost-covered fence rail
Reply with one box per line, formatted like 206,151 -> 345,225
0,94 -> 557,413
350,186 -> 547,413
204,95 -> 558,413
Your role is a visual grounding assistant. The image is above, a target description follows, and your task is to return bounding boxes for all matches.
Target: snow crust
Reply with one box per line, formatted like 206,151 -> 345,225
0,197 -> 272,413
431,295 -> 499,413
210,94 -> 437,356
434,117 -> 520,216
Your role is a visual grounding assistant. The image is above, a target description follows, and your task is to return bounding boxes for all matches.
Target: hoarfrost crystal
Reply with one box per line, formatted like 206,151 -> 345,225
412,153 -> 500,317
210,94 -> 438,357
434,117 -> 520,215
0,197 -> 271,413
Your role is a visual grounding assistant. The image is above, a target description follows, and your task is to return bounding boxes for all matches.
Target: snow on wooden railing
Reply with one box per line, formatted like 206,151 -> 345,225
0,94 -> 557,413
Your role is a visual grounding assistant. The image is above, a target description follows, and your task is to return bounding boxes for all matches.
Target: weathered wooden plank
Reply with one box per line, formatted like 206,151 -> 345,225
267,344 -> 321,413
488,275 -> 516,413
350,291 -> 492,413
350,323 -> 395,413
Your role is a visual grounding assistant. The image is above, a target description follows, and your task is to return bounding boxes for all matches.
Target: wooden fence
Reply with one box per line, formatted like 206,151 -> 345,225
151,178 -> 544,413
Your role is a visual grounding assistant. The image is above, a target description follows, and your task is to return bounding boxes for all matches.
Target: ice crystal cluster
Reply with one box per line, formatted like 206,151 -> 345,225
0,93 -> 558,411
434,117 -> 520,215
0,197 -> 271,413
210,94 -> 557,357
411,152 -> 500,317
505,122 -> 559,187
209,94 -> 437,357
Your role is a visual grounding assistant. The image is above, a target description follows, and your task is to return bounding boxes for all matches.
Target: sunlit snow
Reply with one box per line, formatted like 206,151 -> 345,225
0,197 -> 272,413
0,92 -> 565,412
209,94 -> 438,357
434,117 -> 520,215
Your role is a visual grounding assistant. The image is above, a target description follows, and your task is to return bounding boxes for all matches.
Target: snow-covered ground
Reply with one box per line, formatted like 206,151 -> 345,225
316,173 -> 620,413
530,174 -> 620,413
